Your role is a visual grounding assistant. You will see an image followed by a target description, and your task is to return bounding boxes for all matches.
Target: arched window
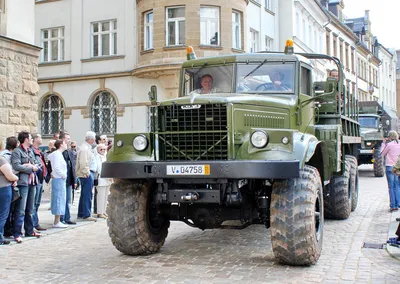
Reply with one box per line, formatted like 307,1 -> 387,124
41,95 -> 64,135
91,91 -> 117,134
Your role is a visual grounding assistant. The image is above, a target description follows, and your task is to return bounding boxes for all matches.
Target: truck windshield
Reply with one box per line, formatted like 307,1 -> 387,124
236,63 -> 295,93
183,65 -> 233,96
359,117 -> 378,128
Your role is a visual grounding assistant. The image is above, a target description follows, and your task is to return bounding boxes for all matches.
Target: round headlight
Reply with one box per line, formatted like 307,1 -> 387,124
366,142 -> 372,147
116,140 -> 124,147
133,135 -> 148,151
282,136 -> 290,145
250,131 -> 268,148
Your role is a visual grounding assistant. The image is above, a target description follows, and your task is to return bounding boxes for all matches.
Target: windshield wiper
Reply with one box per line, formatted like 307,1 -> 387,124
192,62 -> 208,78
244,59 -> 267,79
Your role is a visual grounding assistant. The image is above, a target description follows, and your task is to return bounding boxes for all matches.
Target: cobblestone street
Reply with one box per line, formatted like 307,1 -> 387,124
1,166 -> 400,283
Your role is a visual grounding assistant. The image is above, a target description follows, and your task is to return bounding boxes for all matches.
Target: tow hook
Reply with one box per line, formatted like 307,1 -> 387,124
181,192 -> 199,202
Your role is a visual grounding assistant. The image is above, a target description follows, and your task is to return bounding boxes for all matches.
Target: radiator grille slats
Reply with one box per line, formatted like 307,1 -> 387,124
158,104 -> 228,161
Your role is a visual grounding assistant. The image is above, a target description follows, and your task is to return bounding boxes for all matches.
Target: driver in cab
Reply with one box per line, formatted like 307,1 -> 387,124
191,74 -> 219,94
269,72 -> 291,91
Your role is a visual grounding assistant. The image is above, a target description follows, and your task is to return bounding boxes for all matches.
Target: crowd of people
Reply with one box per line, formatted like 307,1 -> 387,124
0,130 -> 112,245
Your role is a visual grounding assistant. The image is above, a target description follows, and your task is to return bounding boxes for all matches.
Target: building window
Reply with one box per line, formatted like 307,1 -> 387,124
91,91 -> 117,134
166,7 -> 185,46
265,0 -> 273,11
351,48 -> 355,72
250,29 -> 259,53
326,31 -> 330,55
144,11 -> 153,50
41,95 -> 64,135
91,20 -> 117,57
295,12 -> 300,37
265,36 -> 273,51
302,19 -> 306,43
200,6 -> 220,46
333,35 -> 337,57
41,27 -> 64,62
308,25 -> 312,46
232,11 -> 241,49
345,44 -> 349,70
339,40 -> 343,64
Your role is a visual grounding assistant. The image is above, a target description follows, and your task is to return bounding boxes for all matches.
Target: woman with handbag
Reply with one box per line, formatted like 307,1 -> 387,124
93,145 -> 111,219
381,131 -> 400,212
0,155 -> 19,245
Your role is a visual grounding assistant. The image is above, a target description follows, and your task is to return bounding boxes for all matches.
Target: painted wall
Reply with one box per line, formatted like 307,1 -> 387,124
7,0 -> 35,44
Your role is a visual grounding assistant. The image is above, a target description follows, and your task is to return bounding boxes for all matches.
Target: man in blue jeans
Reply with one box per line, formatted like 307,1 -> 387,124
31,134 -> 47,231
76,131 -> 97,222
11,131 -> 42,243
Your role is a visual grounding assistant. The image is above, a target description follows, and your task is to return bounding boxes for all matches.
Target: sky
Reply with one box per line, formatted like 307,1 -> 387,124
342,0 -> 399,49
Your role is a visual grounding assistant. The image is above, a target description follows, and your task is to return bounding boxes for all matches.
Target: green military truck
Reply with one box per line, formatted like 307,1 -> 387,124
102,42 -> 361,266
358,102 -> 384,177
358,101 -> 398,177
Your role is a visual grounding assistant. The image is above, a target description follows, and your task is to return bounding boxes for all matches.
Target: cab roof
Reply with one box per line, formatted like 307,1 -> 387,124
181,52 -> 311,68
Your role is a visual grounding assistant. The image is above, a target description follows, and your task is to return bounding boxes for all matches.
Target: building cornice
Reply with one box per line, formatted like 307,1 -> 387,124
131,63 -> 183,78
0,35 -> 41,52
327,12 -> 358,43
38,71 -> 132,83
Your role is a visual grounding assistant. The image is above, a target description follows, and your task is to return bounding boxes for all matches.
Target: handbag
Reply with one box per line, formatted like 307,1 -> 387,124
12,186 -> 21,202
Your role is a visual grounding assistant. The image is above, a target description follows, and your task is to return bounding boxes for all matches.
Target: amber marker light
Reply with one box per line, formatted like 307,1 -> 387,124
285,39 -> 294,47
284,39 -> 294,54
186,46 -> 197,60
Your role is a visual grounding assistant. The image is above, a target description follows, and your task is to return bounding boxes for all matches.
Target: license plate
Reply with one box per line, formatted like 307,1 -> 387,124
360,149 -> 374,154
166,165 -> 210,175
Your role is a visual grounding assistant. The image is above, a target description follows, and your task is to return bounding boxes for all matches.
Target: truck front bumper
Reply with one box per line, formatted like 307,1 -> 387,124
101,160 -> 300,179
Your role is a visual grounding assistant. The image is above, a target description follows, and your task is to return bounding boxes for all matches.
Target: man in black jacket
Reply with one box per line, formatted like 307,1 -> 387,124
59,132 -> 77,225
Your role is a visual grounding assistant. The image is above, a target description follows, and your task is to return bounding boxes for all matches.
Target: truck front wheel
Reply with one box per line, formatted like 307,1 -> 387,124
373,151 -> 384,177
107,179 -> 170,255
270,165 -> 323,266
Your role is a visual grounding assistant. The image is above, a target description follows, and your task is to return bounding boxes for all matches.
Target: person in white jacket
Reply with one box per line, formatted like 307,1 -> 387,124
93,144 -> 111,218
48,140 -> 68,228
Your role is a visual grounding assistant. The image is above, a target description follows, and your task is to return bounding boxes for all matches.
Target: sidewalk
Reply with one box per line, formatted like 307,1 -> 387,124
5,183 -> 104,243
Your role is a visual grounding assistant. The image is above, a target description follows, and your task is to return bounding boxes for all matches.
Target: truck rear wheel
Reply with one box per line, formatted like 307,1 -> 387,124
107,179 -> 170,255
346,155 -> 359,212
270,165 -> 323,266
373,151 -> 384,177
324,157 -> 352,219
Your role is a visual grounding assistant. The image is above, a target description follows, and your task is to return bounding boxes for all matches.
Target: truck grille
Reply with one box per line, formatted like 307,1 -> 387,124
158,104 -> 228,161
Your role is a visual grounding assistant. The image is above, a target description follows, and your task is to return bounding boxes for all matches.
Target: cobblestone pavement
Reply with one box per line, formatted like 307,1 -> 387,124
1,166 -> 400,283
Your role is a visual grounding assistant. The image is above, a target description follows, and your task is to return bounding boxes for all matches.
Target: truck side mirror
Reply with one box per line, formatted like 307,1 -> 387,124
148,85 -> 158,105
377,110 -> 383,116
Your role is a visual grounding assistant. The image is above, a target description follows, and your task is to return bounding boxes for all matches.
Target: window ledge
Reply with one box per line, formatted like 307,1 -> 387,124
199,45 -> 223,50
163,45 -> 187,51
231,48 -> 245,53
264,8 -> 275,16
35,0 -> 62,4
81,55 -> 125,63
39,60 -> 72,67
249,0 -> 261,8
141,48 -> 154,55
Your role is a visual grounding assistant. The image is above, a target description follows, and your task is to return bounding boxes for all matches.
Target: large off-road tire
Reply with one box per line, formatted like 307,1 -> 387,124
324,157 -> 352,219
107,179 -> 170,255
373,151 -> 384,177
346,155 -> 359,212
270,165 -> 324,266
